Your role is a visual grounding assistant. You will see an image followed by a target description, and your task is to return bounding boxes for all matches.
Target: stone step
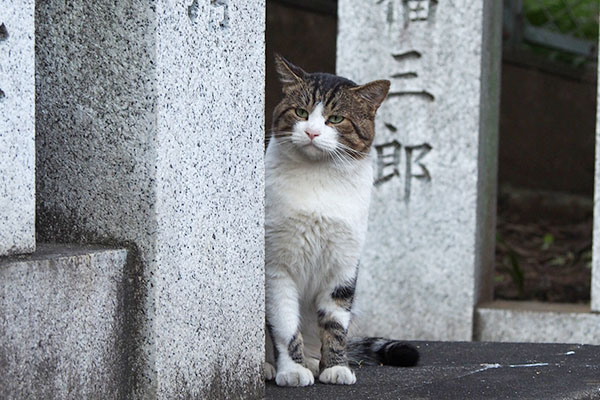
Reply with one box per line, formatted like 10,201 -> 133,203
475,300 -> 600,345
0,243 -> 129,399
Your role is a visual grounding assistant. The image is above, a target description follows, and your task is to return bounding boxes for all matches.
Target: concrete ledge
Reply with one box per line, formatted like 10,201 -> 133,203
475,300 -> 600,345
0,243 -> 128,399
266,341 -> 600,399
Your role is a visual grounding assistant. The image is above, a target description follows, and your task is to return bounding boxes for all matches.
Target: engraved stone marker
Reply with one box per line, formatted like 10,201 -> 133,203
0,2 -> 35,256
338,0 -> 502,340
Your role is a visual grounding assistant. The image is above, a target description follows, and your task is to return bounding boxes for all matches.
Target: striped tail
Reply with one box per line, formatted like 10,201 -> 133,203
347,337 -> 419,367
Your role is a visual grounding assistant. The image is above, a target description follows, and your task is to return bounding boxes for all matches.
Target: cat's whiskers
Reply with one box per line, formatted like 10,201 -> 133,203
270,134 -> 294,140
270,138 -> 297,150
271,136 -> 294,143
268,131 -> 296,145
330,147 -> 354,171
270,133 -> 358,172
329,144 -> 365,171
335,142 -> 369,158
271,131 -> 334,160
330,152 -> 345,170
268,129 -> 295,138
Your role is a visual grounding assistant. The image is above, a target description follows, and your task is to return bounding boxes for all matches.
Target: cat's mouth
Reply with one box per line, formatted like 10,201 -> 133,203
298,142 -> 337,161
303,138 -> 331,151
302,142 -> 321,152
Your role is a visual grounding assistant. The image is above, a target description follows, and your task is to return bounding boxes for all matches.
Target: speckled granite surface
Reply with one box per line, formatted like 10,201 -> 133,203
592,33 -> 600,312
476,301 -> 600,345
0,1 -> 35,256
0,244 -> 128,399
35,1 -> 265,398
337,0 -> 502,341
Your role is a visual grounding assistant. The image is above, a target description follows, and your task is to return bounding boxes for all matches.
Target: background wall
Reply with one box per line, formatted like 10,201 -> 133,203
499,56 -> 597,196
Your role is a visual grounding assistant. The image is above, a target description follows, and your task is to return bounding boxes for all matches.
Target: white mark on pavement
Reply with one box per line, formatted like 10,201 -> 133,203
508,363 -> 549,368
459,362 -> 551,378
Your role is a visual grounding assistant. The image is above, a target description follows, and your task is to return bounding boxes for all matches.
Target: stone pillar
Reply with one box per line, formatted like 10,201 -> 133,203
592,29 -> 600,313
0,1 -> 35,256
36,1 -> 265,398
337,0 -> 502,340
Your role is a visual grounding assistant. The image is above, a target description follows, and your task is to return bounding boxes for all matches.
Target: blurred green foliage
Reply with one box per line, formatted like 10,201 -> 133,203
523,0 -> 599,40
497,233 -> 525,299
521,0 -> 598,66
541,233 -> 554,250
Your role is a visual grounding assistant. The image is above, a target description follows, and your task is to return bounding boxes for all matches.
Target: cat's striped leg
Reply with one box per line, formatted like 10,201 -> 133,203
315,277 -> 357,385
266,273 -> 314,387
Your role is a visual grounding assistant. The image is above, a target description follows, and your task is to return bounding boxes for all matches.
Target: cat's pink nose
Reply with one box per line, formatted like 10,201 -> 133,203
305,129 -> 320,140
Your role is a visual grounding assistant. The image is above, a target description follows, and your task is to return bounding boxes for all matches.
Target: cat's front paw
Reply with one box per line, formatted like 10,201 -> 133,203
275,363 -> 315,387
264,362 -> 276,381
319,365 -> 356,385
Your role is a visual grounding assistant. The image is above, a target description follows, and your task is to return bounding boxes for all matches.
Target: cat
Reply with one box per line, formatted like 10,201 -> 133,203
265,54 -> 419,387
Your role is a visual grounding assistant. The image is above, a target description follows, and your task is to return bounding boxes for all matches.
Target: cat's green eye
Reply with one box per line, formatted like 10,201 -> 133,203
328,115 -> 344,124
295,108 -> 309,119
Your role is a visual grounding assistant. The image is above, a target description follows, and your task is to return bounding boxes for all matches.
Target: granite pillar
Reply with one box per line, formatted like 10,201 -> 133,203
337,0 -> 502,340
36,1 -> 265,398
0,1 -> 35,256
593,29 -> 600,313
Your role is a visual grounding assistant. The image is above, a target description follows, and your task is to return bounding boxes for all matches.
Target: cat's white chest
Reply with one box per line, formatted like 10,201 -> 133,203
265,143 -> 373,231
272,169 -> 368,221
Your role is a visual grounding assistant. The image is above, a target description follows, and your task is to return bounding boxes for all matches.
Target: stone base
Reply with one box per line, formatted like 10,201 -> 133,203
475,300 -> 600,345
0,244 -> 129,399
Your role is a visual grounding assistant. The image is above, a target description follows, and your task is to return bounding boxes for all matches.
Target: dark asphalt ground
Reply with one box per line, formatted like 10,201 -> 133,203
266,341 -> 600,400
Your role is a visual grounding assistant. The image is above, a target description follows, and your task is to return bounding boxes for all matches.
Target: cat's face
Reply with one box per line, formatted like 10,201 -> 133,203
271,55 -> 390,161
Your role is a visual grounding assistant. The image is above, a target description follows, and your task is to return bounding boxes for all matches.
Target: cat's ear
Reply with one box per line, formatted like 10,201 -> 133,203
350,80 -> 391,110
274,53 -> 306,86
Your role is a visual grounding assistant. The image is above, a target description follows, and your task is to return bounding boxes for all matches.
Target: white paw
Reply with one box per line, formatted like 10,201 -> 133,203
275,363 -> 315,387
305,357 -> 320,378
319,365 -> 356,385
264,362 -> 276,381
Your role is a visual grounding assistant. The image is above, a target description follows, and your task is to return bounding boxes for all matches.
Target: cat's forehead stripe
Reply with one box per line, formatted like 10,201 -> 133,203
311,84 -> 319,105
309,72 -> 356,90
324,84 -> 342,108
306,72 -> 356,108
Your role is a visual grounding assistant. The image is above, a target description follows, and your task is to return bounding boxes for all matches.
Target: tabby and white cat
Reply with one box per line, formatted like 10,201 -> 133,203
265,55 -> 419,387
